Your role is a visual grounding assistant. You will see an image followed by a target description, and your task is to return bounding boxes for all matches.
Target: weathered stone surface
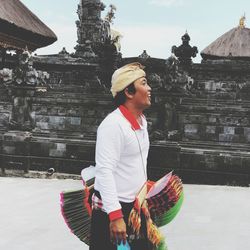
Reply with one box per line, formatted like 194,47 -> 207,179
0,5 -> 250,185
1,56 -> 250,185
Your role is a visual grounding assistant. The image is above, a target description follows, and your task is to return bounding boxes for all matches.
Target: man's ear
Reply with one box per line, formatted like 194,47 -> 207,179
124,88 -> 134,99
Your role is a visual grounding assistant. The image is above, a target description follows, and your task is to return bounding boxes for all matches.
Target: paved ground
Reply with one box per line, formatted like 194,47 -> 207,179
0,177 -> 249,250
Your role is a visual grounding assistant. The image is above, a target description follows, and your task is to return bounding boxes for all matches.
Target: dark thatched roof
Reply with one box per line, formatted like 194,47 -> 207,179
0,0 -> 57,51
201,25 -> 250,60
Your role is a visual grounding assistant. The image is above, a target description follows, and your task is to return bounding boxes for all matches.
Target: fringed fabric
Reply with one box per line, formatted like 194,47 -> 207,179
128,173 -> 184,249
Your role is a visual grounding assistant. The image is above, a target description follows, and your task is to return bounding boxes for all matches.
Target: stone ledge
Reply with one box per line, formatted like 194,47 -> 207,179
0,169 -> 81,180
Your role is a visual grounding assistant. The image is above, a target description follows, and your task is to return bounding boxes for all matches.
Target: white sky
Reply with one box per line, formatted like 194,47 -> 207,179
21,0 -> 250,63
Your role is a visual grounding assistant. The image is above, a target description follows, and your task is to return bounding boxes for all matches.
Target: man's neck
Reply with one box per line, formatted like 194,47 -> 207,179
122,103 -> 142,120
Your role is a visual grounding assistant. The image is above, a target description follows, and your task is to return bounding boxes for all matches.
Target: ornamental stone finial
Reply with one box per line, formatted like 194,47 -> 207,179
172,32 -> 198,67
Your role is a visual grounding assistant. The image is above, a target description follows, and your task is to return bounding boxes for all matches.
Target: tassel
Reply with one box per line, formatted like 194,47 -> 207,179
128,208 -> 141,234
146,218 -> 162,246
142,201 -> 164,247
128,182 -> 148,235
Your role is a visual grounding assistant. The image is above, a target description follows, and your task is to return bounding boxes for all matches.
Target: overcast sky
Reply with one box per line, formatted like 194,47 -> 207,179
21,0 -> 250,62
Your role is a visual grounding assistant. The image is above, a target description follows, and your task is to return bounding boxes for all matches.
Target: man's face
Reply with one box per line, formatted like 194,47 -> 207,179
131,77 -> 151,110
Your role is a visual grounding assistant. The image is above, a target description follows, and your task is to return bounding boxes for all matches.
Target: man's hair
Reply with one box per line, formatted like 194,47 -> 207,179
113,82 -> 136,107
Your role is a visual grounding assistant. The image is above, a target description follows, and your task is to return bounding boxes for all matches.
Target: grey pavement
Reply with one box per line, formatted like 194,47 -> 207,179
0,177 -> 249,250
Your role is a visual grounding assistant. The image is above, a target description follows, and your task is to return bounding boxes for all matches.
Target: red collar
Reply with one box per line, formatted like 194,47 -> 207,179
118,105 -> 141,130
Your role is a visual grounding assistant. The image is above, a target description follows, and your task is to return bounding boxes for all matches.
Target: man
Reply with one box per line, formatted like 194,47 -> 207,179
90,62 -> 152,250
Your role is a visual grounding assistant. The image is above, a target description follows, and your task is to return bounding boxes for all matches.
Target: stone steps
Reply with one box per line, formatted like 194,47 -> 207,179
180,97 -> 250,108
180,140 -> 250,154
33,93 -> 113,105
189,77 -> 250,100
32,131 -> 96,140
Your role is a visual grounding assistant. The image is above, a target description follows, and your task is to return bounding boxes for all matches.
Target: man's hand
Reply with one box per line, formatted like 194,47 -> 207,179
109,218 -> 127,245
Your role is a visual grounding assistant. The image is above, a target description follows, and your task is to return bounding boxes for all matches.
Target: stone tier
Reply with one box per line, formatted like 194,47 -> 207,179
1,132 -> 249,185
178,97 -> 250,143
0,132 -> 95,174
32,91 -> 113,136
1,58 -> 250,186
180,140 -> 250,186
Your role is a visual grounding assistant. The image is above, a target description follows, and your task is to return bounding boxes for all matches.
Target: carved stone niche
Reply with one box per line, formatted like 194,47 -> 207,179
8,85 -> 47,131
0,50 -> 49,131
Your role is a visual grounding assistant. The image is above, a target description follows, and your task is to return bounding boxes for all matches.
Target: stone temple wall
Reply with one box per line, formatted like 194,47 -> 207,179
0,56 -> 249,186
183,62 -> 250,143
176,61 -> 250,185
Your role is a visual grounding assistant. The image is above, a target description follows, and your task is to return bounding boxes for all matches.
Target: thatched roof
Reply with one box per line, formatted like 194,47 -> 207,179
201,26 -> 250,60
0,0 -> 57,51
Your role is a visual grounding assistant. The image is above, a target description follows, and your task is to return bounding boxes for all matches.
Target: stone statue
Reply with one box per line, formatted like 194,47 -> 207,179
172,32 -> 198,67
165,54 -> 180,86
75,40 -> 97,59
9,96 -> 34,130
138,50 -> 150,59
11,49 -> 50,86
147,73 -> 164,90
1,49 -> 49,131
165,53 -> 194,93
0,68 -> 12,85
1,50 -> 49,87
58,47 -> 70,57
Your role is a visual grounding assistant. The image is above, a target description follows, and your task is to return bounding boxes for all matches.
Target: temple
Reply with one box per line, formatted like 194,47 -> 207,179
0,1 -> 249,186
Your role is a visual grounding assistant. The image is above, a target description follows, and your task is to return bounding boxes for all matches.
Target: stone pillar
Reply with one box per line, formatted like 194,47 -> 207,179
8,86 -> 46,131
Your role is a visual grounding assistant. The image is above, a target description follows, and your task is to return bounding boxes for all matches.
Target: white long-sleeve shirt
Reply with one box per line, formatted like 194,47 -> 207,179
94,105 -> 149,217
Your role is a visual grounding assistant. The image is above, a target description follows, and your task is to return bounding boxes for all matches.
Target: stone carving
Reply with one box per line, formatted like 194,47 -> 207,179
0,68 -> 12,85
147,73 -> 164,90
12,50 -> 49,86
75,40 -> 97,59
100,20 -> 111,44
139,50 -> 150,59
172,32 -> 198,67
0,50 -> 49,87
74,0 -> 123,85
58,47 -> 70,56
84,4 -> 122,85
165,54 -> 194,93
75,0 -> 106,57
0,50 -> 49,131
165,54 -> 180,88
147,53 -> 195,140
82,40 -> 97,58
9,95 -> 34,130
149,102 -> 179,141
237,81 -> 250,100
